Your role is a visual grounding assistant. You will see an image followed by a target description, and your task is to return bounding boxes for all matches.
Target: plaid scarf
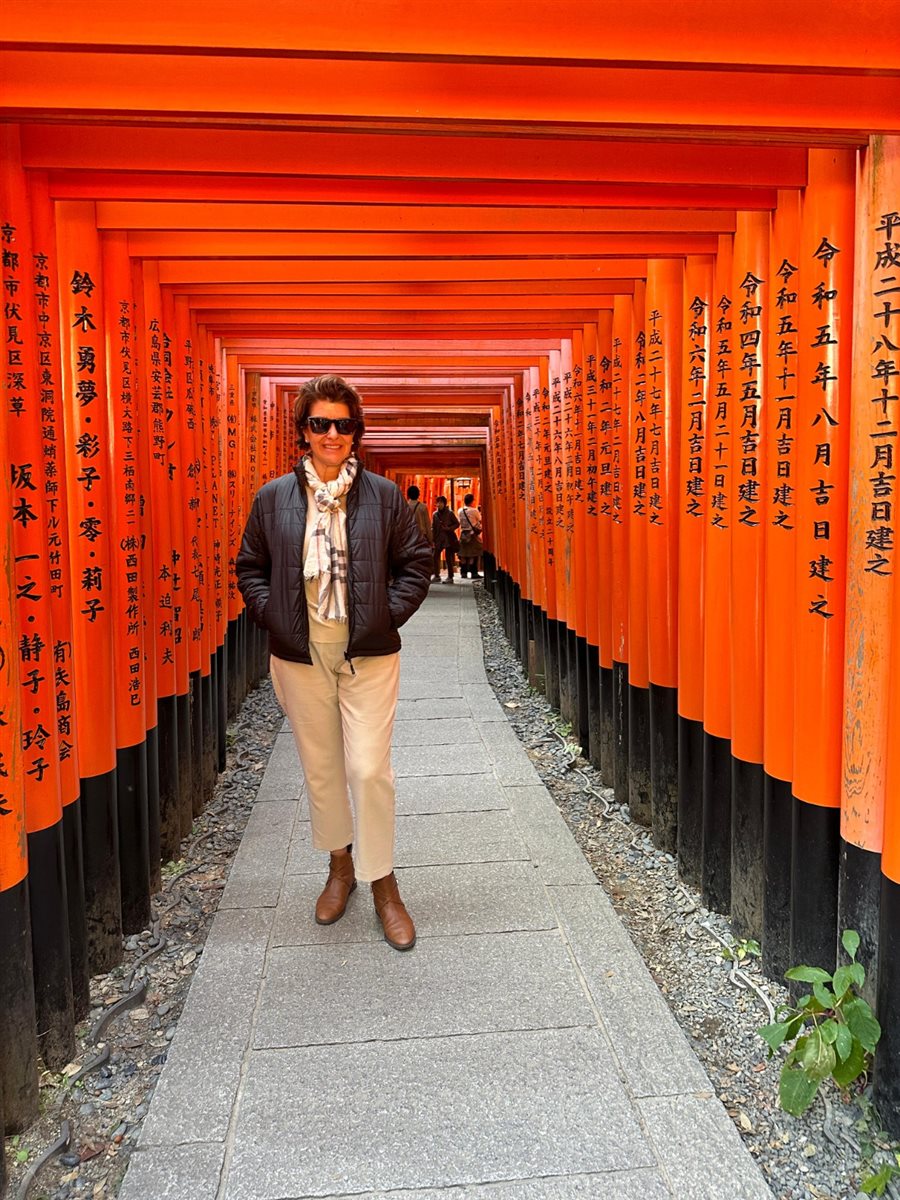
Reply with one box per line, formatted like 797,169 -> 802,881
302,454 -> 359,622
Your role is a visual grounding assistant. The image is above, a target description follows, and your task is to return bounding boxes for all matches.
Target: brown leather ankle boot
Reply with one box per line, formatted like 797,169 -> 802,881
315,849 -> 356,925
371,872 -> 416,950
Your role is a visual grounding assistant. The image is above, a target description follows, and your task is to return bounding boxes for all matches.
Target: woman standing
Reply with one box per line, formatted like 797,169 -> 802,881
456,493 -> 483,580
236,375 -> 432,950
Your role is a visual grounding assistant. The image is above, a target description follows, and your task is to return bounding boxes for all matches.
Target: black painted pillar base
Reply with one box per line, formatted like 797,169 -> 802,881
201,668 -> 216,804
0,878 -> 40,1132
875,874 -> 900,1137
176,689 -> 194,838
216,642 -> 227,773
518,594 -> 529,667
227,619 -> 240,719
649,683 -> 678,855
731,756 -> 765,942
599,665 -> 614,789
790,798 -> 840,978
145,724 -> 162,893
27,823 -> 75,1069
762,774 -> 793,983
62,799 -> 90,1019
116,741 -> 151,935
564,628 -> 578,729
677,715 -> 704,889
190,669 -> 204,818
628,684 -> 651,827
557,623 -> 572,723
530,605 -> 546,692
586,643 -> 602,771
79,768 -> 122,974
612,661 -> 629,807
545,617 -> 561,709
702,731 -> 732,916
157,694 -> 180,862
575,634 -> 589,753
484,551 -> 496,596
838,839 -> 882,1008
511,583 -> 522,665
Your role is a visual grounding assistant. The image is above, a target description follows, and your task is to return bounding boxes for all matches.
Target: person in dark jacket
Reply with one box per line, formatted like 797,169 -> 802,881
236,375 -> 432,950
431,495 -> 460,584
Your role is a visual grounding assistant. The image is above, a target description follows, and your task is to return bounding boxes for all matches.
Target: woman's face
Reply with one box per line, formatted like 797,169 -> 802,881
305,400 -> 355,479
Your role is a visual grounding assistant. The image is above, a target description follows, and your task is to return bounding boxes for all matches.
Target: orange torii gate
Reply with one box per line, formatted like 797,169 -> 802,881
2,6 -> 900,1186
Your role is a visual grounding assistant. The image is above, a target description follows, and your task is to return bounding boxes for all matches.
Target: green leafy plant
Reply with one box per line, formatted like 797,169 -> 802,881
721,937 -> 761,963
861,1155 -> 900,1196
758,930 -> 881,1117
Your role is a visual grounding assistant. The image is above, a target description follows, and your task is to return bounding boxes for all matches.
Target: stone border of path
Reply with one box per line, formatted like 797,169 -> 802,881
119,590 -> 772,1200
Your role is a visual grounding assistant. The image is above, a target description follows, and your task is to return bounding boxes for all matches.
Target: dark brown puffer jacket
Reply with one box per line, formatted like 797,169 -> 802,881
235,464 -> 433,665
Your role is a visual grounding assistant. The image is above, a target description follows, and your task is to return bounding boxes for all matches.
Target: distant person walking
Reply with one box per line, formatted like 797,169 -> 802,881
406,485 -> 433,549
236,375 -> 432,950
431,495 -> 460,584
456,493 -> 483,580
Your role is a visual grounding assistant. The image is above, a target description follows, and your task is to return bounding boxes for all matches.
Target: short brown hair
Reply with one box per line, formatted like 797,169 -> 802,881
293,375 -> 366,452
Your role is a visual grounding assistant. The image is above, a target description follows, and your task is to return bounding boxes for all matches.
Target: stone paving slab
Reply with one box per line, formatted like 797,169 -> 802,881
397,679 -> 464,700
394,772 -> 508,814
118,1142 -> 226,1200
395,697 -> 471,720
138,909 -> 272,1148
638,1094 -> 774,1200
253,732 -> 304,801
272,861 -> 558,946
462,681 -> 513,721
392,741 -> 492,776
255,930 -> 593,1048
219,800 -> 295,909
480,721 -> 543,784
286,809 -> 530,874
549,882 -> 712,1098
391,716 -> 481,746
331,1170 -> 672,1200
400,654 -> 461,679
223,1028 -> 655,1200
505,785 -> 600,886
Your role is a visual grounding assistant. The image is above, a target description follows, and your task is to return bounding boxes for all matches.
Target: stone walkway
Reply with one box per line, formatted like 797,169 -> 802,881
119,583 -> 773,1200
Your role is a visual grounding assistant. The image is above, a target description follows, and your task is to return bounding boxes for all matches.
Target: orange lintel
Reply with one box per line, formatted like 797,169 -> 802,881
48,171 -> 778,211
21,125 -> 809,187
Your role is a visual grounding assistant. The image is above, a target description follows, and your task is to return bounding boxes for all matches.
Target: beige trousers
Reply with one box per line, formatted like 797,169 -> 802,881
270,645 -> 401,882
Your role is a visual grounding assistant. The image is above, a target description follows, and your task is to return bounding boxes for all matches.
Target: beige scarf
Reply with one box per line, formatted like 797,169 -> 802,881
302,454 -> 358,622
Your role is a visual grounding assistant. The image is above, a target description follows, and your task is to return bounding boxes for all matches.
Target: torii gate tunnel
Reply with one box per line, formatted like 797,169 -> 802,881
2,1 -> 900,1172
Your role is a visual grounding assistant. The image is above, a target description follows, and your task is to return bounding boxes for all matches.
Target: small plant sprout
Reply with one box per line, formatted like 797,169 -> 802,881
758,929 -> 882,1117
721,937 -> 761,964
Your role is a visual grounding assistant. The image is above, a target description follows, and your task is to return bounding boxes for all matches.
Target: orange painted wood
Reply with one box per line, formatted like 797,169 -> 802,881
610,294 -> 631,667
157,259 -> 650,284
645,259 -> 682,690
27,171 -> 81,805
703,233 -> 734,742
19,125 -> 810,188
678,255 -> 714,723
101,230 -> 149,747
49,172 -> 777,212
841,136 -> 900,855
4,0 -> 895,69
581,320 -> 601,649
628,281 -> 649,692
0,349 -> 26,889
4,48 -> 897,136
570,327 -> 588,641
762,190 -> 801,784
594,310 -> 615,668
54,199 -> 117,778
793,150 -> 856,807
94,202 -> 738,235
730,210 -> 769,766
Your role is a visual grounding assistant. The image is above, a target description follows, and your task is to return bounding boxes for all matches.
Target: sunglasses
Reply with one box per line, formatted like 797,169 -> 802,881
305,416 -> 359,436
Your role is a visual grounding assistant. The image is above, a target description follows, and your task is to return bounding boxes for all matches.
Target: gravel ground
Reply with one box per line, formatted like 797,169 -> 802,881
4,679 -> 283,1200
473,582 -> 898,1200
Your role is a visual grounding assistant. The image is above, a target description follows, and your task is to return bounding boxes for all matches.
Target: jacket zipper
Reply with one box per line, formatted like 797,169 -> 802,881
344,475 -> 356,674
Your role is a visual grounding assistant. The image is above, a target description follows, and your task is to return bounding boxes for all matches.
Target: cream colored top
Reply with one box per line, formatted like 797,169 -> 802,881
304,485 -> 349,644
